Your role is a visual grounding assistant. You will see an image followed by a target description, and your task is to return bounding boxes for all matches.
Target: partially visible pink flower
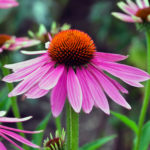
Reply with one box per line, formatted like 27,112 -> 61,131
3,29 -> 150,117
112,0 -> 150,23
0,112 -> 42,150
0,0 -> 19,9
0,34 -> 40,53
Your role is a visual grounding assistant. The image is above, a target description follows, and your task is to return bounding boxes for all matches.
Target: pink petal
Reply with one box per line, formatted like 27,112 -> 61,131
126,0 -> 139,11
0,125 -> 42,134
67,67 -> 82,113
136,0 -> 145,8
7,39 -> 40,50
117,2 -> 136,15
4,54 -> 49,71
76,68 -> 94,113
94,61 -> 150,82
8,64 -> 51,97
123,80 -> 144,87
25,84 -> 49,99
0,116 -> 32,123
0,0 -> 19,9
2,59 -> 47,83
112,12 -> 137,22
0,132 -> 24,150
82,67 -> 110,114
0,129 -> 40,148
93,52 -> 128,62
88,65 -> 131,109
39,65 -> 64,90
51,68 -> 67,117
0,47 -> 3,53
105,76 -> 128,94
0,141 -> 6,150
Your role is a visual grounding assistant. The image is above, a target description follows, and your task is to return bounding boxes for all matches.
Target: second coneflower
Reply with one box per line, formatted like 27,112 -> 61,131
112,0 -> 150,23
3,29 -> 150,117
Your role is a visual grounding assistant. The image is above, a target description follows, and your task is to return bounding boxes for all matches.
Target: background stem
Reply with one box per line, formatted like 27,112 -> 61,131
134,30 -> 150,150
66,101 -> 79,150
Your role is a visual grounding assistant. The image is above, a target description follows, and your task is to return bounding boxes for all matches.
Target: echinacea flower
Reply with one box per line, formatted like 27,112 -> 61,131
0,34 -> 40,53
3,29 -> 150,117
0,111 -> 42,150
0,0 -> 19,9
112,0 -> 150,23
43,129 -> 65,150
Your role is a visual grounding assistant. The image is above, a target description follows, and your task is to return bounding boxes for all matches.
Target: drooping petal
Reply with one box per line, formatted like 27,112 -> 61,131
0,125 -> 42,134
25,84 -> 49,99
8,64 -> 51,97
105,76 -> 128,94
0,141 -> 6,150
2,59 -> 47,83
4,54 -> 49,71
123,80 -> 144,87
0,116 -> 32,123
93,52 -> 128,62
82,67 -> 110,114
76,68 -> 94,113
0,132 -> 23,150
67,67 -> 82,113
112,12 -> 136,22
0,129 -> 40,148
39,65 -> 64,90
117,2 -> 136,15
88,65 -> 131,109
51,68 -> 67,117
94,61 -> 150,82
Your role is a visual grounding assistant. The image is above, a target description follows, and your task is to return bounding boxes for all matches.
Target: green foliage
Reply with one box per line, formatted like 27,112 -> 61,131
79,135 -> 116,150
139,121 -> 150,150
111,111 -> 138,134
31,112 -> 51,147
128,37 -> 146,70
0,86 -> 11,111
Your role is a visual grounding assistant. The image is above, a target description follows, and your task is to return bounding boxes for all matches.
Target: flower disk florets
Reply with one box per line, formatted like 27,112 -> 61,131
48,29 -> 96,66
135,7 -> 150,22
0,34 -> 11,46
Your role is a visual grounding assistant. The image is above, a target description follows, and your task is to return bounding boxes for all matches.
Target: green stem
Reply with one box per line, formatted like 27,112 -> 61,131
1,55 -> 29,150
66,101 -> 79,150
55,116 -> 62,135
134,30 -> 150,150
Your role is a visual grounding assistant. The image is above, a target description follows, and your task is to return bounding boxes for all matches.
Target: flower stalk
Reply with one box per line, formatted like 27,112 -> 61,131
134,29 -> 150,150
66,101 -> 79,150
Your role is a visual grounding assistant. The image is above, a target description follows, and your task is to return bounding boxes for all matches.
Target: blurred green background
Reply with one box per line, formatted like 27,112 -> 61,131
0,0 -> 148,149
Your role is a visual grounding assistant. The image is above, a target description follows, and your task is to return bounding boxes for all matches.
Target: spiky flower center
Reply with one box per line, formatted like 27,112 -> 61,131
135,7 -> 150,21
48,29 -> 96,66
46,138 -> 62,150
0,34 -> 11,46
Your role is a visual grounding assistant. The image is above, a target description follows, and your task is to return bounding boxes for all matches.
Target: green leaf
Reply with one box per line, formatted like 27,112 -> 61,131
0,86 -> 11,111
111,111 -> 138,134
79,135 -> 116,150
139,121 -> 150,150
32,112 -> 51,147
